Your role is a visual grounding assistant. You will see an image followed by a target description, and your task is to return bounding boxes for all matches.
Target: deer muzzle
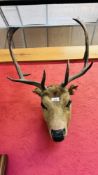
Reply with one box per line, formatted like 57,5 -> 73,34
51,128 -> 66,142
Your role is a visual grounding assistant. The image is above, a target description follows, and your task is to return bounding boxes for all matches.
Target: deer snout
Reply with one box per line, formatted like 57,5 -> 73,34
51,128 -> 66,142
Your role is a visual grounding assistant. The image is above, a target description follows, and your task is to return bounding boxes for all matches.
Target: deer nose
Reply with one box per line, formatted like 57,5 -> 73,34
51,129 -> 66,142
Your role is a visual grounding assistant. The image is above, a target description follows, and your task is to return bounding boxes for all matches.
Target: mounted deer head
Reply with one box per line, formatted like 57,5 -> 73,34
7,19 -> 93,142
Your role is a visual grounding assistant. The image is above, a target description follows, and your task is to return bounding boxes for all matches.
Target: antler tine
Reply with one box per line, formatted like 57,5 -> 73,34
41,70 -> 46,90
61,60 -> 70,87
61,18 -> 93,87
7,27 -> 46,90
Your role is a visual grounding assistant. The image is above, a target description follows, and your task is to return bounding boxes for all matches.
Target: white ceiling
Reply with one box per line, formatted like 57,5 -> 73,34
0,3 -> 98,28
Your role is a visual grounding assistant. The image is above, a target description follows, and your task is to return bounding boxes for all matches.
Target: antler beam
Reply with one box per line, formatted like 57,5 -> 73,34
7,28 -> 46,90
61,18 -> 93,87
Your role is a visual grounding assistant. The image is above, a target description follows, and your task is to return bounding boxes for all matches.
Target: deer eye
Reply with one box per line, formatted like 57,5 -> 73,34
66,100 -> 72,108
41,102 -> 47,110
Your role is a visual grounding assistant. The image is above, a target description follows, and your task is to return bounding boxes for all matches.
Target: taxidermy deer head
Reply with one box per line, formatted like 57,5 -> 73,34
7,19 -> 93,142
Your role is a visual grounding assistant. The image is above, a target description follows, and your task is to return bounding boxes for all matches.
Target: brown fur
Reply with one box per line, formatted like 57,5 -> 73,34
34,85 -> 73,138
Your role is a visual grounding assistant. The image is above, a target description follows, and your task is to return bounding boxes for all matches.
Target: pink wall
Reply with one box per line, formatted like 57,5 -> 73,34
0,61 -> 98,175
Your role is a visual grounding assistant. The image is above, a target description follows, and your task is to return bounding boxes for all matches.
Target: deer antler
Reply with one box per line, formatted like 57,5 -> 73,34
7,19 -> 93,90
61,18 -> 93,87
7,28 -> 46,90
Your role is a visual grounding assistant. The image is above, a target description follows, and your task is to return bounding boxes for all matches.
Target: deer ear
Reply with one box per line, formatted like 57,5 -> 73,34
33,88 -> 42,96
68,84 -> 78,95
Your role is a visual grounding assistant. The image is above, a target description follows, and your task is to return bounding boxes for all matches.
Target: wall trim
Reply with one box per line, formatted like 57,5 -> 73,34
0,45 -> 97,62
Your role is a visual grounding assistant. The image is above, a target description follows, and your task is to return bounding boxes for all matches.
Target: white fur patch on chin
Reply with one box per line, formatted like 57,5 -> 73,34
51,97 -> 60,102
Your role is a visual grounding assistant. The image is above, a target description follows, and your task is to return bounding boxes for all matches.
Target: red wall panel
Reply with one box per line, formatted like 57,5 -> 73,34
0,61 -> 98,175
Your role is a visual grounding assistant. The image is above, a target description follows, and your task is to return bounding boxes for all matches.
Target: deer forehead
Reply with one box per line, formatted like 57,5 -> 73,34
42,85 -> 70,104
42,85 -> 69,97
